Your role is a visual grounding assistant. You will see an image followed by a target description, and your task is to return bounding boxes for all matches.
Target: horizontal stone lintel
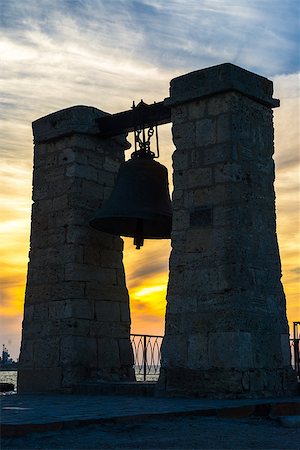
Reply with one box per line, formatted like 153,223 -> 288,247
164,63 -> 279,109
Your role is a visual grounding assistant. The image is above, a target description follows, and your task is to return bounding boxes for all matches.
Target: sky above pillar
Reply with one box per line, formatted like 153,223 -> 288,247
1,0 -> 299,359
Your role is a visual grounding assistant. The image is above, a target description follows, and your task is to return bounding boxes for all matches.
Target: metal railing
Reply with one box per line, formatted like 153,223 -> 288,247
130,334 -> 163,382
290,338 -> 300,378
130,334 -> 300,382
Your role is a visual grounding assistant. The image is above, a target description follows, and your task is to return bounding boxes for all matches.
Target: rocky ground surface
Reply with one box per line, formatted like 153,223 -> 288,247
2,415 -> 300,450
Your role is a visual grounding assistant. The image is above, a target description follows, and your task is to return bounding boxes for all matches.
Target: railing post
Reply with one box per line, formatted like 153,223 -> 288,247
292,322 -> 300,378
143,335 -> 147,382
130,334 -> 163,381
294,339 -> 300,377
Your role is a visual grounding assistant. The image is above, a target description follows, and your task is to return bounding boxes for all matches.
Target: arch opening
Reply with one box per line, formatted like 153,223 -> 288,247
123,123 -> 173,381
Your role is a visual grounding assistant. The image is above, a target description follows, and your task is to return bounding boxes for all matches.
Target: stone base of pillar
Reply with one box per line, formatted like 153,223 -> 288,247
157,367 -> 298,399
17,368 -> 62,393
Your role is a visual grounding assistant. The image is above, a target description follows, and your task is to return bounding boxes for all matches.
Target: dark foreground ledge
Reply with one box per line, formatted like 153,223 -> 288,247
1,393 -> 299,436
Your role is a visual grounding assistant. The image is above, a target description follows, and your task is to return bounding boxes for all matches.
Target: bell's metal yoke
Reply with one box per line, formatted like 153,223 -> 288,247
96,101 -> 171,138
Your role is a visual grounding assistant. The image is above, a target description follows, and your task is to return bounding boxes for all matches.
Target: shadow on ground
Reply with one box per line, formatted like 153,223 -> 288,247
2,416 -> 300,450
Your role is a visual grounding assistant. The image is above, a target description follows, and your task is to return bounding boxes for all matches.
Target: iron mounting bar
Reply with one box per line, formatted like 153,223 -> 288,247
96,100 -> 171,137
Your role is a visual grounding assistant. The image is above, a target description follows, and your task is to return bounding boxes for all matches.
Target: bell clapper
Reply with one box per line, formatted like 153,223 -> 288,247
134,218 -> 144,249
134,235 -> 144,249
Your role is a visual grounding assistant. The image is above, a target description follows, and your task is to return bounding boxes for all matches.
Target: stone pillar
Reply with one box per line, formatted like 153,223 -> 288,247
159,63 -> 297,398
18,106 -> 134,393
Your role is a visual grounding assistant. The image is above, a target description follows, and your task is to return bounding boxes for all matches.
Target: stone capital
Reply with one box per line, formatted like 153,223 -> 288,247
32,105 -> 109,144
164,63 -> 279,108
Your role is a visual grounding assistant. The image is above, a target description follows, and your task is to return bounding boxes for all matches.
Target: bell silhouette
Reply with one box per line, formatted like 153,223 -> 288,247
90,157 -> 172,249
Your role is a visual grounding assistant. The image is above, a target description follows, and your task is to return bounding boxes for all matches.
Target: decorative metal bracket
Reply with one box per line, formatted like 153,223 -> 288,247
96,100 -> 171,138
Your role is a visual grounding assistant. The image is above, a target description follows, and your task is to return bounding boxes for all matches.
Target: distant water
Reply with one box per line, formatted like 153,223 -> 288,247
135,367 -> 160,382
0,370 -> 17,394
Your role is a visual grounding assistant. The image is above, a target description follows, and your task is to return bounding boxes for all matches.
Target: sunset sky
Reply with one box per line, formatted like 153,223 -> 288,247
1,0 -> 299,359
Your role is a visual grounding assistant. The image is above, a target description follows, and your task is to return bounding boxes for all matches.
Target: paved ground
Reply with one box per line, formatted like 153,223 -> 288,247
1,394 -> 300,449
2,415 -> 300,449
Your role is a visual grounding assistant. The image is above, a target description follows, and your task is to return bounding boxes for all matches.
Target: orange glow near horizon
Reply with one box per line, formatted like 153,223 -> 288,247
123,238 -> 170,337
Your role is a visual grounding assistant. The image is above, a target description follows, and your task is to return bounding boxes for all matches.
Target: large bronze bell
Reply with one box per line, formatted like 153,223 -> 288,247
90,156 -> 172,249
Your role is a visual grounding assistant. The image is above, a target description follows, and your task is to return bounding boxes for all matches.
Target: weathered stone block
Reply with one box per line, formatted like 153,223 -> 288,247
64,263 -> 117,284
187,333 -> 209,369
83,246 -> 101,265
18,340 -> 34,368
98,337 -> 120,369
30,227 -> 66,249
164,313 -> 182,335
26,281 -> 86,304
61,336 -> 97,366
18,367 -> 62,393
120,303 -> 130,322
33,303 -> 49,321
184,268 -> 218,295
196,118 -> 216,146
185,229 -> 213,252
66,225 -> 122,250
21,320 -> 43,339
30,245 -> 84,266
193,184 -> 228,206
97,170 -> 115,187
90,321 -> 130,339
52,194 -> 68,211
170,105 -> 188,123
216,114 -> 232,143
217,263 -> 255,291
208,332 -> 254,369
187,167 -> 212,188
167,295 -> 197,314
252,333 -> 284,369
172,209 -> 190,231
207,93 -> 235,116
172,188 -> 184,210
103,156 -> 120,173
203,143 -> 236,166
65,163 -> 98,182
64,299 -> 94,320
281,334 -> 292,367
56,318 -> 91,337
95,300 -> 120,322
188,100 -> 206,120
166,265 -> 184,296
214,162 -> 244,184
58,147 -> 84,166
161,335 -> 187,368
172,149 -> 189,171
85,282 -> 128,301
24,304 -> 34,322
34,337 -> 60,367
116,267 -> 127,286
119,338 -> 134,366
172,122 -> 196,149
49,300 -> 66,320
